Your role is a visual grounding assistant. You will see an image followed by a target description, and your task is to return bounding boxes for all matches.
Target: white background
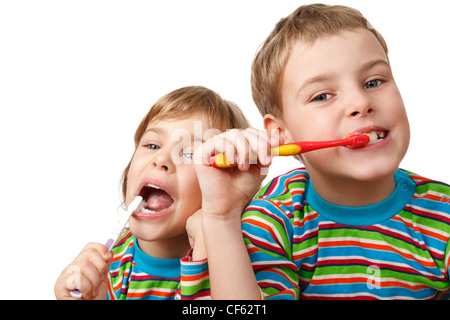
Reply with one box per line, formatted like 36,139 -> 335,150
0,0 -> 449,299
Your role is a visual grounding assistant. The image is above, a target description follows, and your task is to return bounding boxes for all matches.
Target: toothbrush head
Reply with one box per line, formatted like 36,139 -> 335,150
346,133 -> 370,148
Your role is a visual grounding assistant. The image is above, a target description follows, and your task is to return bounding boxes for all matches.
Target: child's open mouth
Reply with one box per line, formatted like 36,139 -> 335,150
138,184 -> 175,214
363,130 -> 388,145
347,128 -> 389,146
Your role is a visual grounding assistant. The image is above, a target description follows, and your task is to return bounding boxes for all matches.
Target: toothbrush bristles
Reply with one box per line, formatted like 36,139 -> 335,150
348,133 -> 370,148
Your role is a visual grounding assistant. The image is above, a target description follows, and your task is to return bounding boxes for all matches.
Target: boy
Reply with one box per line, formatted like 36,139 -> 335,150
54,86 -> 252,299
196,4 -> 450,299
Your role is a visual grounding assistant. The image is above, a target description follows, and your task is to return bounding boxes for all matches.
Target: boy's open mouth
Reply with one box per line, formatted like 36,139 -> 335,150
348,129 -> 389,146
138,184 -> 174,214
362,130 -> 388,145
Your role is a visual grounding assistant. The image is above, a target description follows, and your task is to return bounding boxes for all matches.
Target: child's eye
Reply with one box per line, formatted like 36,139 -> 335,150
183,152 -> 194,159
312,93 -> 332,102
145,143 -> 160,150
364,79 -> 383,89
182,147 -> 194,160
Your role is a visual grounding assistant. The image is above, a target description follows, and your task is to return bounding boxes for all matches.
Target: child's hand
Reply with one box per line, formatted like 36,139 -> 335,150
54,243 -> 113,300
185,209 -> 206,260
194,127 -> 280,220
193,127 -> 280,299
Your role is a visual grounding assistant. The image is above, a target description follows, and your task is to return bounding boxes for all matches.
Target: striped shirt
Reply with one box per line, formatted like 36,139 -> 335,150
107,231 -> 210,300
242,168 -> 450,300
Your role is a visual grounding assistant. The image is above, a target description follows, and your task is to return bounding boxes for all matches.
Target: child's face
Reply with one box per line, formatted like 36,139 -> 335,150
125,115 -> 206,247
273,28 -> 410,182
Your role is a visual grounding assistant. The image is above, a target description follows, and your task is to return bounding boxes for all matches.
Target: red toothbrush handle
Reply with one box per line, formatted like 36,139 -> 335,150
294,138 -> 351,153
210,134 -> 369,166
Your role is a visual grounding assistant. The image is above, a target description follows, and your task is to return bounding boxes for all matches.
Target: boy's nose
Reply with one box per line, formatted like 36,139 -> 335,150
346,91 -> 374,118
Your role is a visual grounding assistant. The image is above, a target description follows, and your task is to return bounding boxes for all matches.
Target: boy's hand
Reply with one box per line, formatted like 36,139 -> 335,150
185,209 -> 206,260
54,243 -> 113,300
194,127 -> 281,220
193,127 -> 280,299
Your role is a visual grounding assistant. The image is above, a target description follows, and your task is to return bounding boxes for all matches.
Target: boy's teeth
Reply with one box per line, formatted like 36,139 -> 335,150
358,131 -> 387,144
368,131 -> 378,144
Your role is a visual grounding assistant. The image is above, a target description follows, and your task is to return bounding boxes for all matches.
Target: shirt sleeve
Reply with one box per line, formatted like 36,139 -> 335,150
176,250 -> 211,300
442,226 -> 450,299
242,198 -> 300,300
106,272 -> 118,300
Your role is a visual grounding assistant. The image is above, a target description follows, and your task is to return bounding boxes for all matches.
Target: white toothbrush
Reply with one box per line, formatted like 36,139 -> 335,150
69,196 -> 144,299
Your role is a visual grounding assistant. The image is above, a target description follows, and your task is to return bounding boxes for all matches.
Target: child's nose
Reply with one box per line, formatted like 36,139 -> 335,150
346,91 -> 374,118
151,151 -> 174,172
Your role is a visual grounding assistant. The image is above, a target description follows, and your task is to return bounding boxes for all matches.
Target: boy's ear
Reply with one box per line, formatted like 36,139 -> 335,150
264,114 -> 293,144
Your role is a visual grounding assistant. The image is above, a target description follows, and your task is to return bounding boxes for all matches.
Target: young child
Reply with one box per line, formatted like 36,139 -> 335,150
54,85 -> 250,300
195,4 -> 450,299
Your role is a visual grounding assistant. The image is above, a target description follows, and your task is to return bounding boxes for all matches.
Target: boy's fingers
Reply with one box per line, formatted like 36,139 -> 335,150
197,134 -> 224,165
196,128 -> 276,169
242,129 -> 272,166
267,127 -> 284,146
223,129 -> 250,165
197,133 -> 241,166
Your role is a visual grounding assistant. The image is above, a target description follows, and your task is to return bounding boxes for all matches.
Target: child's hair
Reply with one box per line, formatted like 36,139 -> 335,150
251,3 -> 388,118
120,86 -> 250,200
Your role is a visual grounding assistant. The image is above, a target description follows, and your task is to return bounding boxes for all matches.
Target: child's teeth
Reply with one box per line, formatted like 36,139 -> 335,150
142,207 -> 162,214
351,130 -> 387,145
363,131 -> 387,144
146,184 -> 162,190
368,131 -> 378,144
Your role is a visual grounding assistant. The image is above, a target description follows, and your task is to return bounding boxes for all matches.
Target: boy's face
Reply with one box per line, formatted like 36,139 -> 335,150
271,28 -> 410,182
126,115 -> 206,251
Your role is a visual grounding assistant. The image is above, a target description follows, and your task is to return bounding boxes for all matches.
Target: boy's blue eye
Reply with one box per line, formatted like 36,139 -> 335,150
364,79 -> 382,89
312,93 -> 332,102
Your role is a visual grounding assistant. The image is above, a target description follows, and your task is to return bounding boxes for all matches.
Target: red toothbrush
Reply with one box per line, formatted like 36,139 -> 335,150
210,133 -> 370,168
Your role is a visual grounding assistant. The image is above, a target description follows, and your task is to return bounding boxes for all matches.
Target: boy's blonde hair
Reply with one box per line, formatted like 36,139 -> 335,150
251,3 -> 388,117
121,86 -> 250,200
